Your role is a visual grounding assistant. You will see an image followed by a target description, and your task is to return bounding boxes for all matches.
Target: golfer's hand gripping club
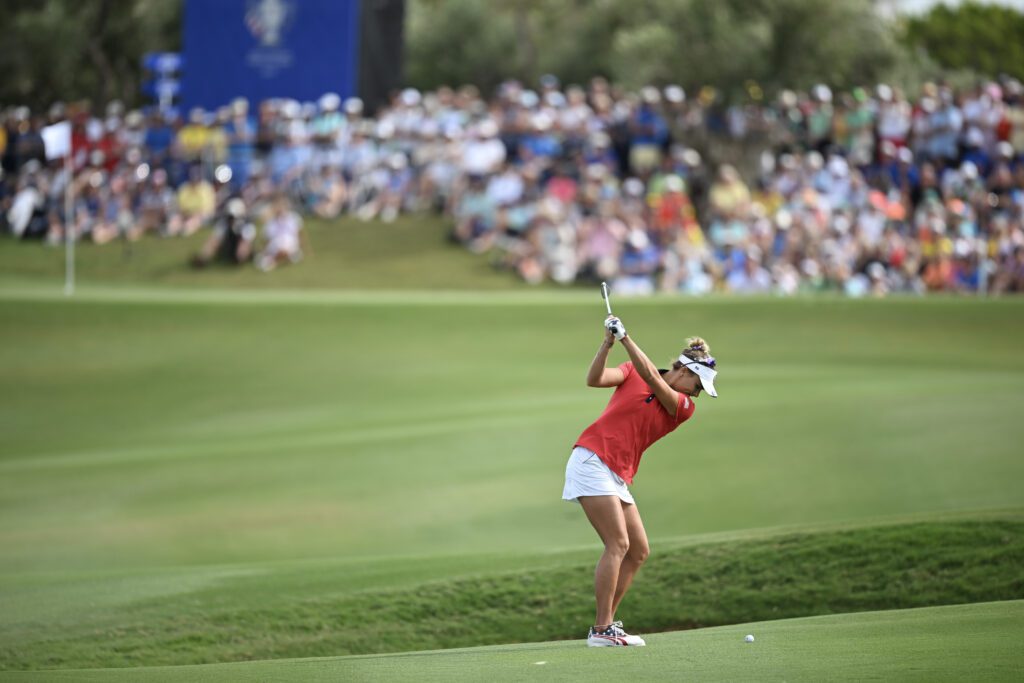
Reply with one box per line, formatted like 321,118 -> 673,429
605,316 -> 626,340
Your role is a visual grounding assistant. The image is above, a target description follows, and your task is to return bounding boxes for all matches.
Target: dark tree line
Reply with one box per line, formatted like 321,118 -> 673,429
407,0 -> 1024,98
0,0 -> 181,109
1,0 -> 1022,111
903,1 -> 1024,82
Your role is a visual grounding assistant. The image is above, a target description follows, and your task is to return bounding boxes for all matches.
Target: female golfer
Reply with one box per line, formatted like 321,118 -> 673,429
563,314 -> 718,647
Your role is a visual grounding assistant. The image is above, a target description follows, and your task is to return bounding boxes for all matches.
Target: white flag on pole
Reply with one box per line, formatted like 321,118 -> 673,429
42,121 -> 72,161
40,120 -> 78,295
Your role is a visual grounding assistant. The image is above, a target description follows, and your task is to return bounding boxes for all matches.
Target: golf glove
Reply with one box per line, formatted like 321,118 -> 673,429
605,316 -> 626,340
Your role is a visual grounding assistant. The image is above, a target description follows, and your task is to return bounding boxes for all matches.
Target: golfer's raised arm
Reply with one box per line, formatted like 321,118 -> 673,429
620,334 -> 680,414
586,325 -> 625,388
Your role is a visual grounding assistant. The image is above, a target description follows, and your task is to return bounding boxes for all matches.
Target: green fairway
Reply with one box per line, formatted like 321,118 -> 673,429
1,289 -> 1024,670
2,293 -> 1023,573
6,601 -> 1023,682
2,231 -> 1024,672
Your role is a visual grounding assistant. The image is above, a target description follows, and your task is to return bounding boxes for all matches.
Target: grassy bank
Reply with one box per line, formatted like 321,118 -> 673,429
1,517 -> 1021,670
5,602 -> 1024,682
0,215 -> 523,291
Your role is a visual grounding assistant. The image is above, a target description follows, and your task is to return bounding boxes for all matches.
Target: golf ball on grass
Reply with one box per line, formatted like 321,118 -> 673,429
744,634 -> 755,643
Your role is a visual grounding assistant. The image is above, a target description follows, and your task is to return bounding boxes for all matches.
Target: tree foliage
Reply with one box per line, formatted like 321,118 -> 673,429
903,1 -> 1024,81
0,0 -> 181,110
6,0 -> 1023,112
404,0 -> 519,92
405,0 -> 904,97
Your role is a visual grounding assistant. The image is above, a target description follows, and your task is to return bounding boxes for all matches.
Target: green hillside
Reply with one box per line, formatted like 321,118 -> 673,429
1,515 -> 1020,670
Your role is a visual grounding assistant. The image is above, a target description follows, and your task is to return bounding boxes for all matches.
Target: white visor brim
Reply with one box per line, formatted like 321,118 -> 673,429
679,356 -> 718,398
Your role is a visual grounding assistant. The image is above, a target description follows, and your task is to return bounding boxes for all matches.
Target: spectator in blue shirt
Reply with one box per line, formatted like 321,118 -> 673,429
628,87 -> 669,177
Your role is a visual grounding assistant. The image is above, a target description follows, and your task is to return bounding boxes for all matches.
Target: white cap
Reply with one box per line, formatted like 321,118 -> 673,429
677,355 -> 718,398
226,198 -> 246,217
319,93 -> 341,111
344,97 -> 364,115
400,88 -> 422,107
664,85 -> 685,103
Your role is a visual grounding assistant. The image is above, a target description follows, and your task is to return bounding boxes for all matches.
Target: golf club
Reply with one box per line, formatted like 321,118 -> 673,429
601,281 -> 613,316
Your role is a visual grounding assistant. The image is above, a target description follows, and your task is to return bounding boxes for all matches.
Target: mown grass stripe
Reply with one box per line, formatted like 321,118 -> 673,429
4,283 -> 1022,307
0,407 -> 579,472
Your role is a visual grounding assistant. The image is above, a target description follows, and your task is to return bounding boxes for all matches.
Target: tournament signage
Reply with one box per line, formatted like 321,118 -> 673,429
182,0 -> 361,108
141,52 -> 184,110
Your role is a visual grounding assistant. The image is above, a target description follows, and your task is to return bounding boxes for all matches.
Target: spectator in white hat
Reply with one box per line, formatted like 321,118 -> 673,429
192,197 -> 256,267
256,195 -> 308,271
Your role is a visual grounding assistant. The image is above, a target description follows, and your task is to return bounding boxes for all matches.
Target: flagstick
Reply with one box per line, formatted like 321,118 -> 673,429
64,152 -> 75,296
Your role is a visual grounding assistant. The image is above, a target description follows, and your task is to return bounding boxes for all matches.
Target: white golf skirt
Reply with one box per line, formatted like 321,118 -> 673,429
562,446 -> 635,505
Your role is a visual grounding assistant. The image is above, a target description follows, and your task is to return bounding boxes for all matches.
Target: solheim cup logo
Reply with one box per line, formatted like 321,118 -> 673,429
245,0 -> 295,47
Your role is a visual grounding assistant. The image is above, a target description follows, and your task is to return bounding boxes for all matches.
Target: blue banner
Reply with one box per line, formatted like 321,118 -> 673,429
182,0 -> 361,109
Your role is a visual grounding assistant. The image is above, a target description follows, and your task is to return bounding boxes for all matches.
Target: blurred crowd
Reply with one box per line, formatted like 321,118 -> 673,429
3,75 -> 1024,293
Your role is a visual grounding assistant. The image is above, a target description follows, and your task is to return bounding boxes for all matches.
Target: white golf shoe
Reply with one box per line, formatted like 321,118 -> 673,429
587,620 -> 646,647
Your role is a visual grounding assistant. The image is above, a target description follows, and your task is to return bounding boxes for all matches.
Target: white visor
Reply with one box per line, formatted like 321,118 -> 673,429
678,355 -> 718,398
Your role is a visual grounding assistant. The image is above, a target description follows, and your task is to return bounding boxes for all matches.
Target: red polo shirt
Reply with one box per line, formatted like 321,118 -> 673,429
575,361 -> 695,484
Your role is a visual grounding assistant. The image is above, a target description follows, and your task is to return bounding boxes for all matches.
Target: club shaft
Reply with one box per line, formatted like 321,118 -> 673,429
601,282 -> 613,316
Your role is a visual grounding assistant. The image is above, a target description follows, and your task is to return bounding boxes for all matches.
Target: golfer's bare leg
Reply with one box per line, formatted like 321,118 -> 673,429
578,495 -> 629,627
611,501 -> 650,616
